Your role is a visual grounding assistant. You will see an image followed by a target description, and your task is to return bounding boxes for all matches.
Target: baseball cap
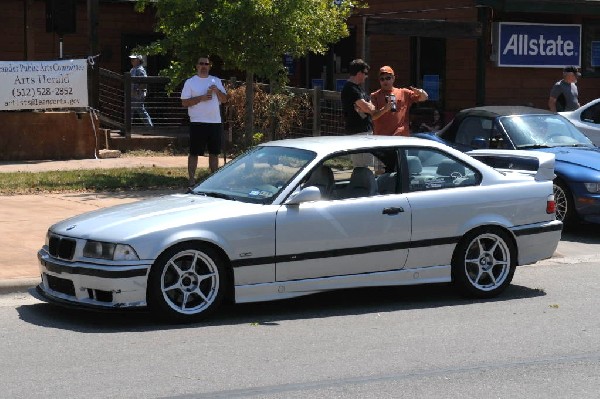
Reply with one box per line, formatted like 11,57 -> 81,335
379,66 -> 394,75
129,54 -> 143,60
563,66 -> 581,77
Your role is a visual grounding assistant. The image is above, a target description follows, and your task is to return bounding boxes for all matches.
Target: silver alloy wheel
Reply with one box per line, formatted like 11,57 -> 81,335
553,183 -> 567,222
463,232 -> 511,291
160,249 -> 220,314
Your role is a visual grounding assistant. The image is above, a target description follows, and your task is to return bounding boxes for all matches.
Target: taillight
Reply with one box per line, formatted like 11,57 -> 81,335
546,194 -> 556,214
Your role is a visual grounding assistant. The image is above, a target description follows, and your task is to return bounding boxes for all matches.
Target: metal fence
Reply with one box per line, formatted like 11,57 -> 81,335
99,69 -> 188,134
97,68 -> 345,139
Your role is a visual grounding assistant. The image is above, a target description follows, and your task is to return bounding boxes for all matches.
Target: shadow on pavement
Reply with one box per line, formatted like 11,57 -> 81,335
561,222 -> 600,245
17,282 -> 545,333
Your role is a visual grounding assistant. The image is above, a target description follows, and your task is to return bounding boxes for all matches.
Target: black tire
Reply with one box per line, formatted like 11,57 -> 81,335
452,228 -> 516,299
553,180 -> 576,228
148,243 -> 228,322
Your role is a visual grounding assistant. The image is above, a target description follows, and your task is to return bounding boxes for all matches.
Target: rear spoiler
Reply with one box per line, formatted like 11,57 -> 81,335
467,149 -> 555,182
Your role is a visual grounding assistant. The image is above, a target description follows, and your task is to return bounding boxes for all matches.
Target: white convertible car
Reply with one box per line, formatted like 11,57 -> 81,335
36,136 -> 562,321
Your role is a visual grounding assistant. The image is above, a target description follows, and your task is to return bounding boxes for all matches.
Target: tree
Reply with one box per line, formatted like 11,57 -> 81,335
136,0 -> 362,146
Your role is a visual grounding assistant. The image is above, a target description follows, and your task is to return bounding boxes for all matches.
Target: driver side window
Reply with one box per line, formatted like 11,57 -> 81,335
456,117 -> 492,148
303,149 -> 399,200
581,103 -> 600,124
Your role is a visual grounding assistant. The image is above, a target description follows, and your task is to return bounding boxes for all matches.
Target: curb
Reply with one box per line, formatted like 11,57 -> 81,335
0,278 -> 40,296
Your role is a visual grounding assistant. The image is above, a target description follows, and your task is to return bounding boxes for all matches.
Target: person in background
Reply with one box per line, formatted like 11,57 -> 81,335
419,107 -> 443,132
181,56 -> 228,187
370,65 -> 428,136
549,66 -> 581,112
341,59 -> 390,134
129,54 -> 153,127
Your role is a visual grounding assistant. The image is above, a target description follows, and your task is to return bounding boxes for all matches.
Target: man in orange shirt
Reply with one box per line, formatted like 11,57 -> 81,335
371,66 -> 428,136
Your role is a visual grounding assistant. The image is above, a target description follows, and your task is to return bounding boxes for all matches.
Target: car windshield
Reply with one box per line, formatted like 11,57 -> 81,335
192,145 -> 316,204
499,114 -> 594,149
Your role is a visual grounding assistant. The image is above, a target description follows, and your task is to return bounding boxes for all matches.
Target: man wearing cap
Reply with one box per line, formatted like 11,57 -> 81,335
549,66 -> 581,112
370,66 -> 428,136
129,54 -> 153,127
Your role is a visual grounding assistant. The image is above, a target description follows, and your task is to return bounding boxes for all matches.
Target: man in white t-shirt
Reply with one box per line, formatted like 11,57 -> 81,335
181,56 -> 228,186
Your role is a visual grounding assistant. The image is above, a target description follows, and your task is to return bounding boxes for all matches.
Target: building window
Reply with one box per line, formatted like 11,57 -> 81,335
582,20 -> 600,77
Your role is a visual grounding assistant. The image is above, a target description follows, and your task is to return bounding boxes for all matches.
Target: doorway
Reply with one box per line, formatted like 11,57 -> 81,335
411,37 -> 446,130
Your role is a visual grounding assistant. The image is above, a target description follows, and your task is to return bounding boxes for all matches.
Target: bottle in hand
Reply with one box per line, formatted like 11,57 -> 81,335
389,94 -> 397,112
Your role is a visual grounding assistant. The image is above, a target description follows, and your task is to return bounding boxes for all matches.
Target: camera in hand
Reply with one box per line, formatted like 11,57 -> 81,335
388,94 -> 397,112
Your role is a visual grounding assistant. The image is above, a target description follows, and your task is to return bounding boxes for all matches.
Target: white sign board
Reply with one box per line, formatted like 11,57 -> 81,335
0,59 -> 88,110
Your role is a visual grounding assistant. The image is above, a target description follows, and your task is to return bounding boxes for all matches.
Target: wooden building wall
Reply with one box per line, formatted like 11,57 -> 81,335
354,0 -> 600,113
1,0 -> 156,73
2,0 -> 599,115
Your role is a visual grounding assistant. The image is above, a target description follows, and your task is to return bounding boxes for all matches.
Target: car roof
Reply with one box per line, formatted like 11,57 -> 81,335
457,106 -> 555,119
260,135 -> 448,154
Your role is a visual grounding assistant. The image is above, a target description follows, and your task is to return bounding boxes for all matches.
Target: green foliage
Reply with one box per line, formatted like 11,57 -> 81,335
224,83 -> 312,151
252,132 -> 264,146
135,0 -> 362,89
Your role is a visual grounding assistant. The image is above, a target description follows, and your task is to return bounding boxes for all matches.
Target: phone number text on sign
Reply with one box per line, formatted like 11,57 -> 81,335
0,59 -> 88,110
12,87 -> 74,98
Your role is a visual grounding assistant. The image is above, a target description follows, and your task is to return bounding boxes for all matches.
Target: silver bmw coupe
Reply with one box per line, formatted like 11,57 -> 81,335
36,135 -> 562,321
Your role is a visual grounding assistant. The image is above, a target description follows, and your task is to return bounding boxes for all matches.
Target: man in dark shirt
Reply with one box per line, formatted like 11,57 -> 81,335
341,59 -> 390,134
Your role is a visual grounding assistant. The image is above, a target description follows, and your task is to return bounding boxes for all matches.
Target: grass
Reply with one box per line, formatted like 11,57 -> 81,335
0,166 -> 212,195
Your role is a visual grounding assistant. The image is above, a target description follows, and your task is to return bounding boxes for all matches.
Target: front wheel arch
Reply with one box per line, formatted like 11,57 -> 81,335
451,226 -> 517,299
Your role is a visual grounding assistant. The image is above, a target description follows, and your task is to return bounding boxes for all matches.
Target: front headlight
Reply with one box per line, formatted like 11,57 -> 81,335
584,183 -> 600,193
83,241 -> 139,261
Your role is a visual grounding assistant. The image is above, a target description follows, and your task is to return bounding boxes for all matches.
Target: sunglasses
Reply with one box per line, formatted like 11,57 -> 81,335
379,76 -> 393,81
197,62 -> 211,66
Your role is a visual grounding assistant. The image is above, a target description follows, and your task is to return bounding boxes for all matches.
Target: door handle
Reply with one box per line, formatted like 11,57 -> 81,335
382,207 -> 404,215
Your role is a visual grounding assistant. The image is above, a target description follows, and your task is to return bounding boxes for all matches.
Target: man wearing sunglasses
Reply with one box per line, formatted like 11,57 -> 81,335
341,59 -> 391,134
181,56 -> 228,186
370,66 -> 428,136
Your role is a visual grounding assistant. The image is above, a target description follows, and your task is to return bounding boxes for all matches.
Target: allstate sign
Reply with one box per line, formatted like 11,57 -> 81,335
495,22 -> 581,68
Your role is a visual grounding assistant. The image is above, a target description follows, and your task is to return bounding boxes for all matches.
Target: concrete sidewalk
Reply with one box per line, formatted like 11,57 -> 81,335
0,155 -> 218,294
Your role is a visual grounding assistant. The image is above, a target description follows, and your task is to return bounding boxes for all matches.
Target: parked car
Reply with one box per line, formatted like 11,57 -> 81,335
35,135 -> 562,322
560,98 -> 600,146
414,106 -> 600,226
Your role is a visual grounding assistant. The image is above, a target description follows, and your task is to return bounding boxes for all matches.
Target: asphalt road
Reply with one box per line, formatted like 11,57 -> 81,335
1,230 -> 599,398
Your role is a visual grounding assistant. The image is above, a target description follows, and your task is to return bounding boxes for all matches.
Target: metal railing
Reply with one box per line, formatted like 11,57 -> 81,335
97,68 -> 345,139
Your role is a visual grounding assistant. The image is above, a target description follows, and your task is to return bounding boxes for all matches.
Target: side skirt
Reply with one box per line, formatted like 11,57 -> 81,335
234,265 -> 452,304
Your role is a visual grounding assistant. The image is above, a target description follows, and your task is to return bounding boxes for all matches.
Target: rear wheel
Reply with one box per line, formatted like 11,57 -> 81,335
452,228 -> 516,298
148,243 -> 227,322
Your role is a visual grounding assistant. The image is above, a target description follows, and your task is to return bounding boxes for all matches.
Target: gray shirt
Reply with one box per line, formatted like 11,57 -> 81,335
550,80 -> 579,111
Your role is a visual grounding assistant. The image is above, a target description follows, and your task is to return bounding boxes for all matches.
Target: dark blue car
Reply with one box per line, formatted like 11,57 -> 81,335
414,106 -> 600,227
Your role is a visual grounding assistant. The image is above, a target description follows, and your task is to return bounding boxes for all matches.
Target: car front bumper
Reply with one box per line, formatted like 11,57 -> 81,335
37,249 -> 151,309
573,192 -> 600,224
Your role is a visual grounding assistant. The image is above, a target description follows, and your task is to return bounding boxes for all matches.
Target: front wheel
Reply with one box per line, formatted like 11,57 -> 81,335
452,229 -> 516,299
148,243 -> 227,322
553,181 -> 576,227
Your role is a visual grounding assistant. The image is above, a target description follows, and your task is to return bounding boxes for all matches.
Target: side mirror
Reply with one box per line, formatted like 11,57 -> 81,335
285,186 -> 322,205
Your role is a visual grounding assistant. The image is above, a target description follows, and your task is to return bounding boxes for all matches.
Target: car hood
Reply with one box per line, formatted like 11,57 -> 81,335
50,194 -> 263,241
537,146 -> 600,171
